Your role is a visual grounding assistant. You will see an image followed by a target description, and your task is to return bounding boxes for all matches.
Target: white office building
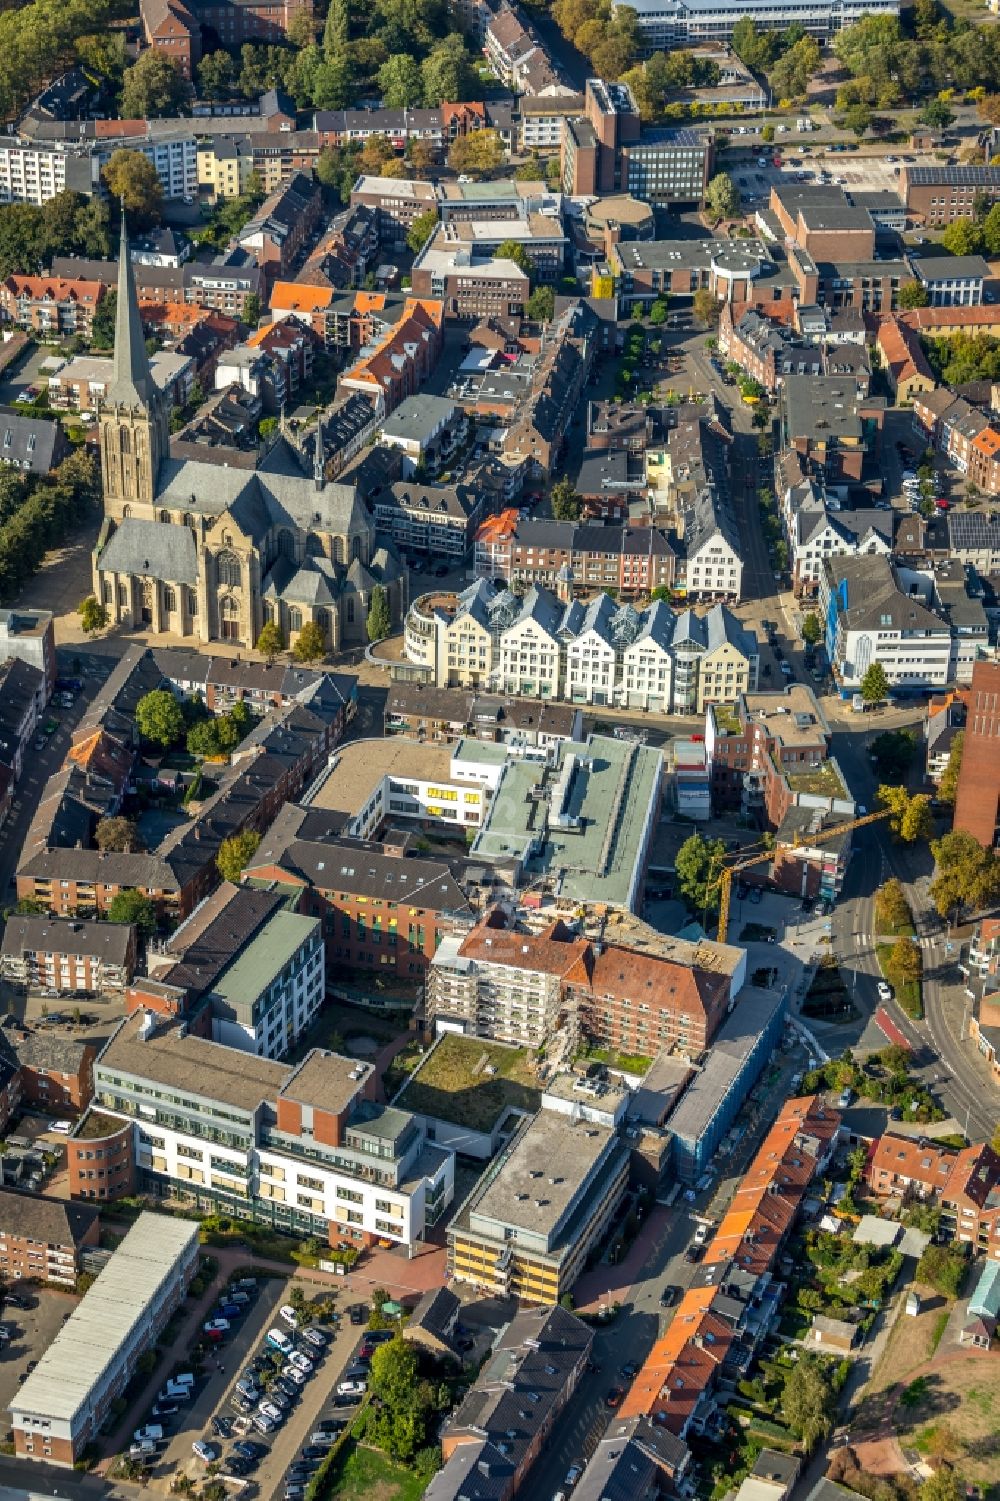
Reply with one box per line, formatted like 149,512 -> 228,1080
619,0 -> 898,48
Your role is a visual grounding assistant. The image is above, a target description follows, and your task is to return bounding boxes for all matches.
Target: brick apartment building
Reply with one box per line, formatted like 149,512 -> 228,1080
246,821 -> 472,979
0,1189 -> 100,1287
140,0 -> 313,78
1,916 -> 137,995
14,1033 -> 97,1117
954,659 -> 1000,850
0,276 -> 106,338
867,1134 -> 1000,1257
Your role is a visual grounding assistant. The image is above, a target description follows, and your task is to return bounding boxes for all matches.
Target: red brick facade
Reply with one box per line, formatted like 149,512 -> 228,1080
954,660 -> 1000,850
66,1118 -> 136,1202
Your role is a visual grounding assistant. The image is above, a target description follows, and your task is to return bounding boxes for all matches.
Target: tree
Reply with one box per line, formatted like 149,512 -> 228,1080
257,620 -> 285,663
692,288 -> 720,327
292,619 -> 327,662
526,285 -> 555,322
937,729 -> 964,805
859,661 -> 889,704
101,150 -> 163,227
107,889 -> 157,935
135,689 -> 185,749
406,208 -> 439,254
941,216 -> 984,257
920,98 -> 955,129
242,292 -> 261,327
780,1355 -> 834,1452
95,816 -> 140,853
879,785 -> 933,844
367,584 -> 391,644
844,102 -> 873,138
197,50 -> 236,99
649,297 -> 669,326
550,476 -> 582,521
930,830 -> 1000,918
286,6 -> 315,47
422,35 -> 479,108
90,289 -> 116,350
769,34 -> 821,99
801,612 -> 822,647
447,131 -> 504,178
675,832 -> 726,916
77,595 -> 108,634
898,279 -> 930,310
496,238 -> 532,277
324,0 -> 350,54
916,1242 -> 968,1300
870,728 -> 916,780
121,50 -> 188,119
875,878 -> 910,933
705,172 -> 741,220
886,935 -> 923,991
216,830 -> 262,884
367,1336 -> 436,1463
378,53 -> 424,108
187,719 -> 223,758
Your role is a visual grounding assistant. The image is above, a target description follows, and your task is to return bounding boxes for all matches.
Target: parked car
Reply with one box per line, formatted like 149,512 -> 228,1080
279,1304 -> 300,1329
258,1401 -> 284,1424
233,1441 -> 263,1462
605,1386 -> 624,1408
660,1284 -> 681,1308
289,1350 -> 314,1374
210,1417 -> 232,1440
349,1304 -> 367,1325
336,1378 -> 367,1398
302,1327 -> 328,1349
282,1363 -> 307,1386
267,1328 -> 293,1354
877,981 -> 893,1001
193,1440 -> 220,1463
252,1412 -> 276,1435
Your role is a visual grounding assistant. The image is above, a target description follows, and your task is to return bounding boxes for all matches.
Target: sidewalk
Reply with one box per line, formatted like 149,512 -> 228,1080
572,1205 -> 671,1315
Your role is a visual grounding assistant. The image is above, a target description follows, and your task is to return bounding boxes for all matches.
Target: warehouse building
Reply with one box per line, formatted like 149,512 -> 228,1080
10,1212 -> 199,1466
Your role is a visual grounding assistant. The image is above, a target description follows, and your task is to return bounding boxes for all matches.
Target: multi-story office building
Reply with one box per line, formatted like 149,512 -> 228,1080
71,1012 -> 454,1247
620,128 -> 713,207
901,165 -> 1000,227
11,1213 -> 199,1466
448,1101 -> 630,1303
142,883 -> 324,1059
819,554 -> 955,695
619,0 -> 898,49
0,1190 -> 100,1288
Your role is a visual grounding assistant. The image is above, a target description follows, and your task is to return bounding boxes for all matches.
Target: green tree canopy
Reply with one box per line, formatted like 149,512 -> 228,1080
121,49 -> 189,119
292,620 -> 327,663
705,172 -> 741,220
941,216 -> 985,257
526,285 -> 555,322
801,612 -> 822,646
107,889 -> 157,934
780,1354 -> 835,1452
878,784 -> 933,843
870,728 -> 916,780
675,832 -> 726,915
135,689 -> 185,749
378,53 -> 424,108
859,661 -> 890,704
937,729 -> 963,805
217,830 -> 262,884
77,595 -> 108,634
102,150 -> 164,227
898,279 -> 930,310
257,620 -> 285,663
367,584 -> 391,643
496,239 -> 532,276
930,830 -> 1000,918
550,476 -> 582,521
406,208 -> 439,254
95,816 -> 140,853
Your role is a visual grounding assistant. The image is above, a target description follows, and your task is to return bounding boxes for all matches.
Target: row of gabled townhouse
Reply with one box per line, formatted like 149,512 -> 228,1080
618,1095 -> 841,1440
405,579 -> 759,712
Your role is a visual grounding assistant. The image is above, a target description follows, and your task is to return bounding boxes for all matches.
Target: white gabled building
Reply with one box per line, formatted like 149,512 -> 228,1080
498,584 -> 564,699
819,554 -> 954,692
779,457 -> 893,599
621,598 -> 676,711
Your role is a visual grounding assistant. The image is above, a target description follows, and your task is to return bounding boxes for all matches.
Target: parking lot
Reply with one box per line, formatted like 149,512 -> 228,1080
0,1285 -> 77,1427
120,1274 -> 380,1501
729,149 -> 946,208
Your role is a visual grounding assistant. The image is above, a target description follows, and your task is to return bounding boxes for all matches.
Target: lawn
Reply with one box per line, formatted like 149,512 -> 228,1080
876,943 -> 923,1019
396,1033 -> 541,1132
783,761 -> 847,798
884,1353 -> 1000,1489
323,1442 -> 425,1501
579,1043 -> 653,1075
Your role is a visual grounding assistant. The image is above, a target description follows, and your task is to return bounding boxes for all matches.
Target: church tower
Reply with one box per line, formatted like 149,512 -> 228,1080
99,209 -> 169,517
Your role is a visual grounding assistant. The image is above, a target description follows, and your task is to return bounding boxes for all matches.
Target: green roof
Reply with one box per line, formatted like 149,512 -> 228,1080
209,911 -> 318,1024
453,737 -> 511,765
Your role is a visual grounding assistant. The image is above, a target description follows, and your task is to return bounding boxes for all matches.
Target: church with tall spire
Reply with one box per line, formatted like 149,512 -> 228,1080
93,212 -> 405,650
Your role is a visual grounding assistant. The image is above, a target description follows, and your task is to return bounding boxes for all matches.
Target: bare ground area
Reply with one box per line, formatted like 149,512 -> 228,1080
859,1282 -> 1000,1488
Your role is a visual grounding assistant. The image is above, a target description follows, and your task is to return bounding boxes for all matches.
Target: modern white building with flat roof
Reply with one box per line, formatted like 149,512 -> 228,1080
618,0 -> 898,49
10,1212 -> 199,1466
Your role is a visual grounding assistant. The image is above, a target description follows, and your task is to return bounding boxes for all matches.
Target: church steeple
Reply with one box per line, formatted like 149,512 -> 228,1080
98,204 -> 169,513
109,205 -> 158,409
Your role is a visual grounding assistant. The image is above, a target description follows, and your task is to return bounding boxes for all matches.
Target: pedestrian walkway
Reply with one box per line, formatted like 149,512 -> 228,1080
572,1205 -> 670,1315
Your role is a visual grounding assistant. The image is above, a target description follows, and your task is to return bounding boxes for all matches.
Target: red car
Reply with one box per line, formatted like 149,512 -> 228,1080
606,1386 -> 624,1408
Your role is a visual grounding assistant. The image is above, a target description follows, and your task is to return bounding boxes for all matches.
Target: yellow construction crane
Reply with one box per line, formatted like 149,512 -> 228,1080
715,808 -> 893,944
